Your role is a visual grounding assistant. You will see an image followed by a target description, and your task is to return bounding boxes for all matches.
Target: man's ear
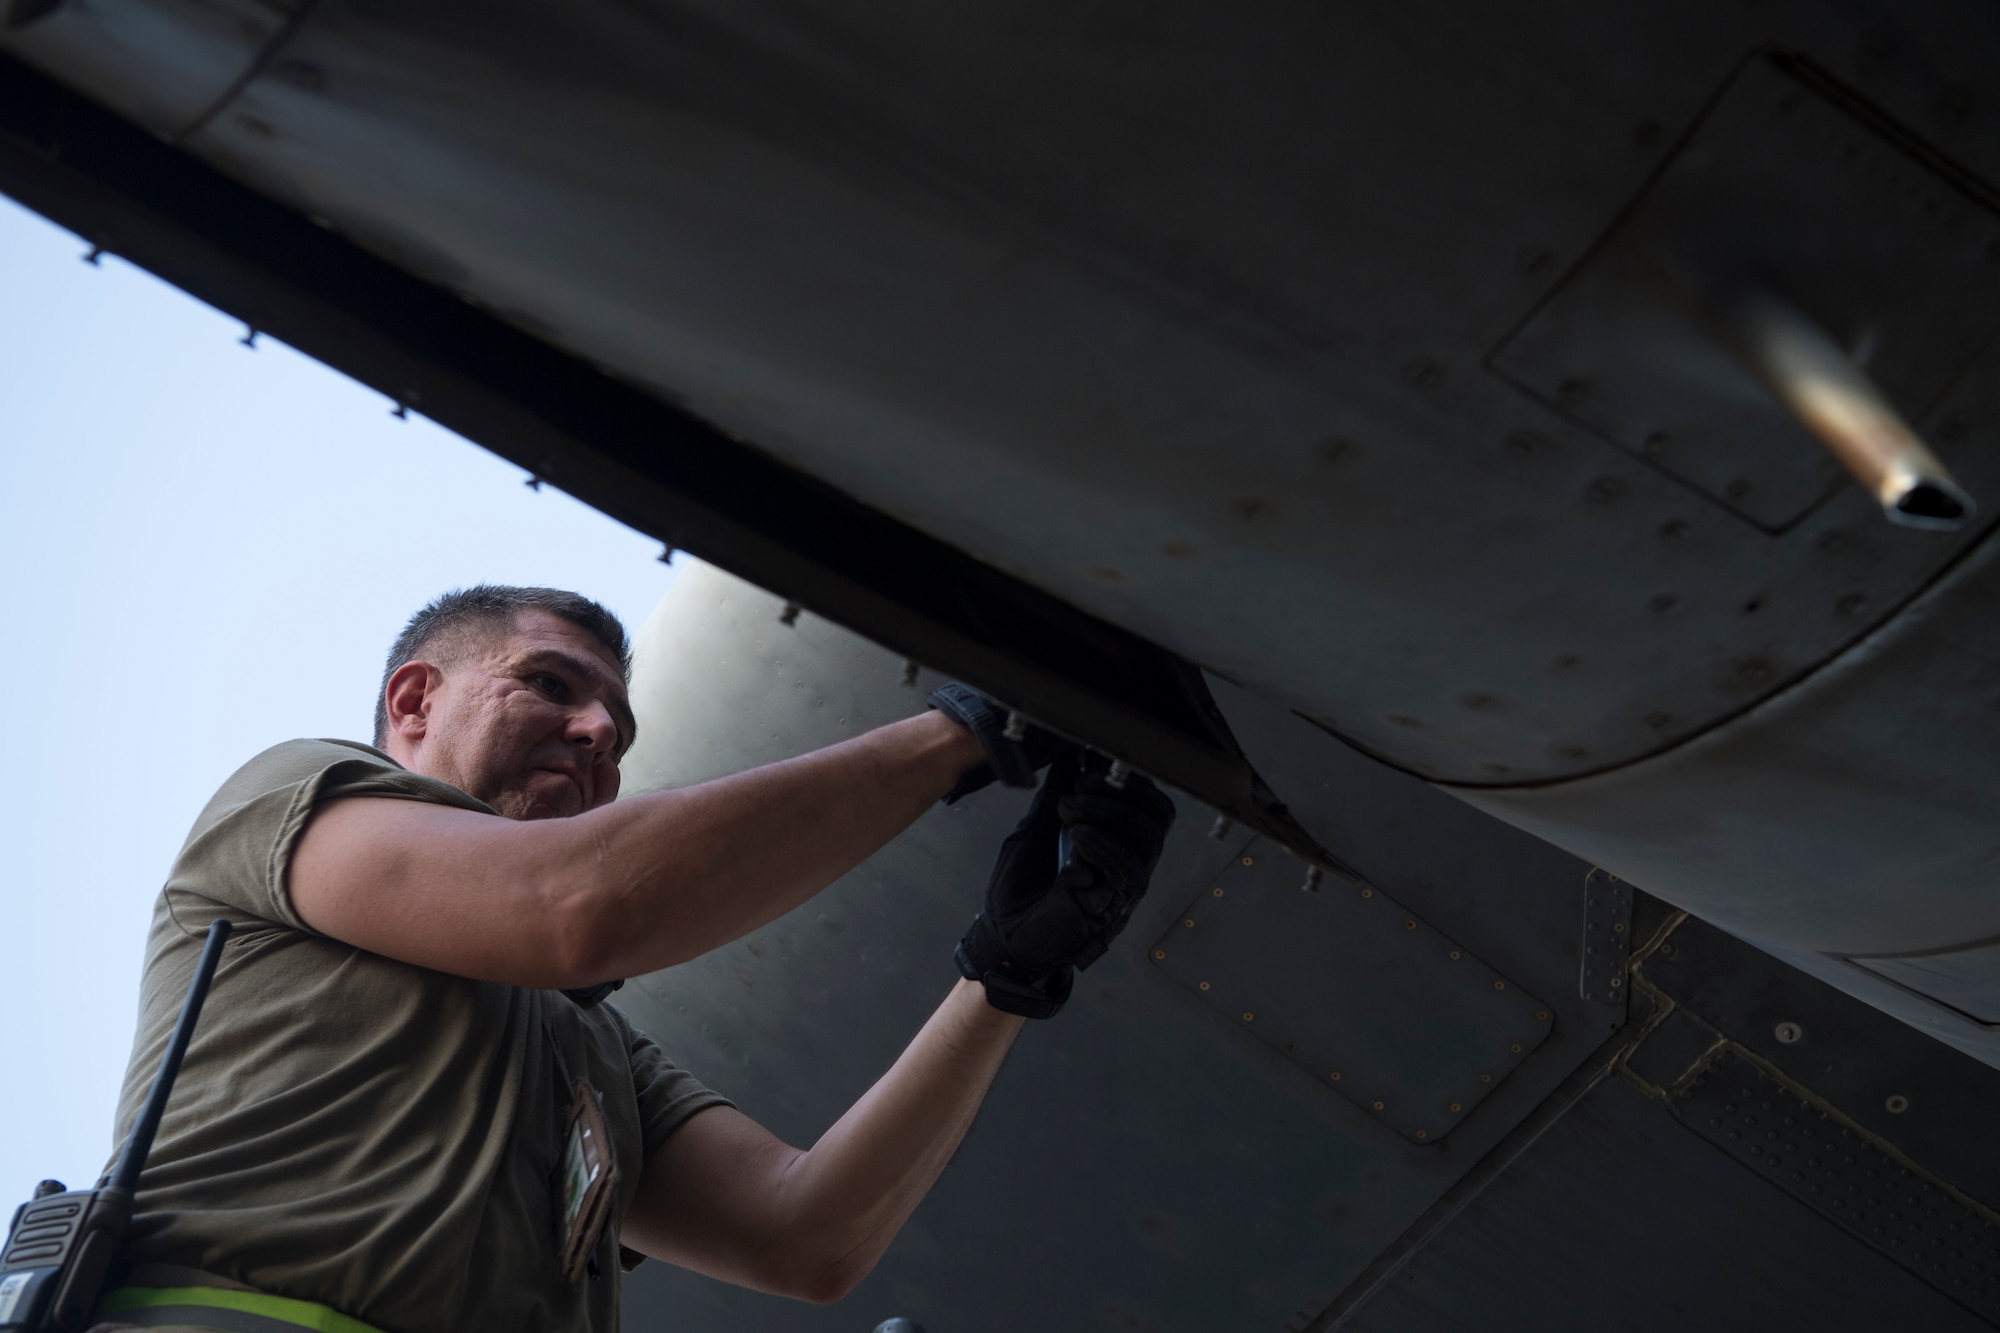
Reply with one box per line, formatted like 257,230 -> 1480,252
383,660 -> 444,746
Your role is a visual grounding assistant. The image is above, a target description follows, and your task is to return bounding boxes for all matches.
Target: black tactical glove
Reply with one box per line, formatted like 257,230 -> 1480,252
955,753 -> 1178,1018
928,682 -> 1077,804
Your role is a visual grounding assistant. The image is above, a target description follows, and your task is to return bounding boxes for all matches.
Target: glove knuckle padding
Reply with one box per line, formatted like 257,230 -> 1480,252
1061,824 -> 1147,891
956,753 -> 1179,1017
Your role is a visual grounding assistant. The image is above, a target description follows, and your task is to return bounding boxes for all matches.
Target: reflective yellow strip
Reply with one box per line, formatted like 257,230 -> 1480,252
97,1286 -> 386,1333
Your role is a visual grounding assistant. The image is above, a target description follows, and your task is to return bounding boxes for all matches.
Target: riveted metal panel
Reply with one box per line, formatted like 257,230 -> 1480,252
1335,1076 -> 1997,1333
1151,840 -> 1552,1143
1672,1051 -> 2000,1324
1577,868 -> 1633,1005
59,0 -> 1997,785
1493,56 -> 2000,534
1642,915 -> 2000,1198
1332,904 -> 2000,1333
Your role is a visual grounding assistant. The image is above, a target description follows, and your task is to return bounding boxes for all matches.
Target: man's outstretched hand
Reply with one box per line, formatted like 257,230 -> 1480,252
955,753 -> 1177,1018
926,683 -> 1076,803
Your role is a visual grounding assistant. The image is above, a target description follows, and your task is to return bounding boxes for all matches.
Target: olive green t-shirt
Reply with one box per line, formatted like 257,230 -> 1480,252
111,739 -> 731,1333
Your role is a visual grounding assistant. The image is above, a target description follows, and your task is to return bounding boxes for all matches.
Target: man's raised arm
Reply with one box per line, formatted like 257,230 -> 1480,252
292,710 -> 982,988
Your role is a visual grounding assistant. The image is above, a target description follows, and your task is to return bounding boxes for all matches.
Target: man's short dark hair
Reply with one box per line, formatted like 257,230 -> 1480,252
372,586 -> 632,747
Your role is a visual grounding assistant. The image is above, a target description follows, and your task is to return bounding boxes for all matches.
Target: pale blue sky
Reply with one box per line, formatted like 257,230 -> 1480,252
0,194 -> 681,1198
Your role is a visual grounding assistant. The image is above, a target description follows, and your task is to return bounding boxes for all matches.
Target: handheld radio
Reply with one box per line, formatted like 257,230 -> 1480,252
0,918 -> 232,1332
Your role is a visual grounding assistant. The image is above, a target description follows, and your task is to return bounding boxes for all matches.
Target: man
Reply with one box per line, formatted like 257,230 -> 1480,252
91,585 -> 1173,1332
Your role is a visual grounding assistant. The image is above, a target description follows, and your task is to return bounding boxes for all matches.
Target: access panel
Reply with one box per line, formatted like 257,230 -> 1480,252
1152,841 -> 1552,1144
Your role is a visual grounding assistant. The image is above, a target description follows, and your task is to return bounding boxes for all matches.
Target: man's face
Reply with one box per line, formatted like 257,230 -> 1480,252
414,609 -> 635,820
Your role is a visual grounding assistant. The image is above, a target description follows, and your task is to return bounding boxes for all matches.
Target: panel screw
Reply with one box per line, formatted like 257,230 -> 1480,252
1198,981 -> 1210,991
1536,1010 -> 1550,1021
1493,981 -> 1507,991
1153,950 -> 1166,960
1183,919 -> 1195,928
1362,889 -> 1375,899
1373,1101 -> 1385,1111
1241,856 -> 1254,866
1510,1044 -> 1522,1053
1480,1074 -> 1492,1083
1330,1072 -> 1341,1082
1243,1012 -> 1255,1022
1212,887 -> 1224,898
1449,1102 -> 1462,1112
1886,1095 -> 1911,1114
1612,922 -> 1626,933
1450,950 -> 1462,960
1404,920 -> 1417,931
1775,1021 -> 1804,1044
1415,1130 -> 1429,1140
1609,977 -> 1624,988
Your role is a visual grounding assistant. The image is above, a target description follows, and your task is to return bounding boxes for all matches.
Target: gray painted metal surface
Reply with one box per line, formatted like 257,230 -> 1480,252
1856,941 -> 2000,1026
1641,916 -> 2000,1201
1338,1076 -> 1997,1333
1152,842 -> 1552,1143
7,0 -> 1996,783
614,561 -> 1616,1332
1461,523 -> 2000,1068
1337,903 -> 2000,1331
1492,55 -> 2000,535
2,0 -> 294,134
1578,870 -> 1633,1006
1675,1051 -> 2000,1322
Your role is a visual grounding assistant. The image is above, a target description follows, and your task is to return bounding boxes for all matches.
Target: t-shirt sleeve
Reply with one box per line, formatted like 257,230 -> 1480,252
165,737 -> 495,934
620,1011 -> 734,1157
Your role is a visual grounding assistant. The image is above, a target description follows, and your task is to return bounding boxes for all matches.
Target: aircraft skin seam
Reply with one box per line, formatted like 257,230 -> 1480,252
167,0 -> 327,147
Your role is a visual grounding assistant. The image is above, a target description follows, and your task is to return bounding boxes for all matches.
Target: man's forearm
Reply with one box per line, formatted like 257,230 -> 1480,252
292,710 -> 984,988
775,980 -> 1024,1295
623,979 -> 1025,1302
564,710 -> 983,978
